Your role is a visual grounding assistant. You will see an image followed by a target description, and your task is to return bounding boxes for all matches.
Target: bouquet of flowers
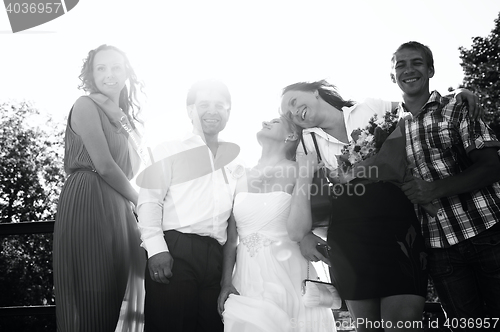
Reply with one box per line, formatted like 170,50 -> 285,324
337,110 -> 400,175
335,109 -> 439,217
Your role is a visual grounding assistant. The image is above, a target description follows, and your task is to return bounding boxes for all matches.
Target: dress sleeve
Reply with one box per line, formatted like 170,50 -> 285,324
362,98 -> 393,118
347,98 -> 391,132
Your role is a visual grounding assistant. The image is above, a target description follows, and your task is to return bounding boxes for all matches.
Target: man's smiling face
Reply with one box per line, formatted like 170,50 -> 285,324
391,48 -> 434,98
188,89 -> 231,138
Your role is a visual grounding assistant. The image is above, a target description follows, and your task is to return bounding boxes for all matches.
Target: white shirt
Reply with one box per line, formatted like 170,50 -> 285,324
299,98 -> 393,169
137,133 -> 240,258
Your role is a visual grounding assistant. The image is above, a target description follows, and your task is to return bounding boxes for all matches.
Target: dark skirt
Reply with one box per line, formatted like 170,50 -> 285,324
326,180 -> 428,300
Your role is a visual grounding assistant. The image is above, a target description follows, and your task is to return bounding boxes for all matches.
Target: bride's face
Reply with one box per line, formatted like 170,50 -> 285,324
257,118 -> 289,142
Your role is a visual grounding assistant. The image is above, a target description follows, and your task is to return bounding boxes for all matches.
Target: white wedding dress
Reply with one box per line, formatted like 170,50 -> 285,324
223,192 -> 336,332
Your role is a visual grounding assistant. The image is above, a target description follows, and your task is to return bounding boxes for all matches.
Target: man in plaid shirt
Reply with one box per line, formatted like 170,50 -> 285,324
392,41 -> 500,328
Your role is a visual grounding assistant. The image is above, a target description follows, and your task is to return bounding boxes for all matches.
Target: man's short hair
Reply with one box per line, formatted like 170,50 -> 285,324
391,41 -> 434,70
186,79 -> 231,109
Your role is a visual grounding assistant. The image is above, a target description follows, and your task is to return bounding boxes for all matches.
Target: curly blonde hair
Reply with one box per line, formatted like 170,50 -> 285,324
78,44 -> 145,124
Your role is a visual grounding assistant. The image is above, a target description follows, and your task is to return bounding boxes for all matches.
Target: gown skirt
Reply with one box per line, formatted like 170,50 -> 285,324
223,192 -> 335,332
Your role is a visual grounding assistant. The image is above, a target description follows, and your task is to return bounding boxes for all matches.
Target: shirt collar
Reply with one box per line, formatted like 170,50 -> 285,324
341,103 -> 357,119
400,90 -> 442,117
182,132 -> 227,145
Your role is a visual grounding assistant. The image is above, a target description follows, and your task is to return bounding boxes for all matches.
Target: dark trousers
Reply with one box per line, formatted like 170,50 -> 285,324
144,230 -> 223,332
427,223 -> 500,331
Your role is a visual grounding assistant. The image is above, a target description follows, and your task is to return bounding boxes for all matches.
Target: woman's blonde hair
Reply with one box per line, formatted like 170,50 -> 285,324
78,44 -> 145,125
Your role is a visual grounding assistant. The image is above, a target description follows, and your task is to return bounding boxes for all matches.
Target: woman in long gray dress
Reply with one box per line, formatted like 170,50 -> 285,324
53,44 -> 146,332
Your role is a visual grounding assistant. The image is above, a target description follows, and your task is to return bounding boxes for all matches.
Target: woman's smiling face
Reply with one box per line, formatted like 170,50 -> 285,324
257,117 -> 298,144
280,89 -> 321,129
258,118 -> 286,141
92,49 -> 127,100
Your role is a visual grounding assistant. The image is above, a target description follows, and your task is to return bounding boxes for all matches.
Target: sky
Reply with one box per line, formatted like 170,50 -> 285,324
1,0 -> 500,166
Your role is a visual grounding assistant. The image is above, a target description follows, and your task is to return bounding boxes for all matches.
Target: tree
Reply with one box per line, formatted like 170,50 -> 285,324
0,100 -> 65,331
459,12 -> 500,134
0,101 -> 65,223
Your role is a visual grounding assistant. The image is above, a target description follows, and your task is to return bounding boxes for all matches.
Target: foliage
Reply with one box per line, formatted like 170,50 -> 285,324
0,101 -> 65,223
0,100 -> 65,331
459,12 -> 500,134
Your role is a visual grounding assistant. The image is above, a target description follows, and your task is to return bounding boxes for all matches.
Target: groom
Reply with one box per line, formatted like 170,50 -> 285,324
137,79 -> 240,332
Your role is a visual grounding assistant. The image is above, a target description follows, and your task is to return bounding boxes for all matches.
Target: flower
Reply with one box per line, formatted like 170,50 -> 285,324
333,109 -> 439,217
337,109 -> 399,175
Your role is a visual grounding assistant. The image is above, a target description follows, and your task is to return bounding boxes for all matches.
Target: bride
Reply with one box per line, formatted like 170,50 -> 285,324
217,117 -> 336,332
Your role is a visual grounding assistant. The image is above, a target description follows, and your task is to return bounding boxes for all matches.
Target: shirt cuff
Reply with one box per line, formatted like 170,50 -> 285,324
465,140 -> 500,154
143,235 -> 170,258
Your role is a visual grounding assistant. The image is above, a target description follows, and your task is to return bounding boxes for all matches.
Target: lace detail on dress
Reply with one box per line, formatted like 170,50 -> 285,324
240,233 -> 274,257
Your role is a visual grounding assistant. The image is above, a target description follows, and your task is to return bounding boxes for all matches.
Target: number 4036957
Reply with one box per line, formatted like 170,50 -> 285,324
444,317 -> 498,329
5,2 -> 62,14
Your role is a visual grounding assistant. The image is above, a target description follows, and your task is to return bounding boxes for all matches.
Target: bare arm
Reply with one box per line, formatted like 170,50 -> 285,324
286,154 -> 318,242
217,213 -> 239,315
287,176 -> 314,242
288,152 -> 331,264
71,97 -> 138,205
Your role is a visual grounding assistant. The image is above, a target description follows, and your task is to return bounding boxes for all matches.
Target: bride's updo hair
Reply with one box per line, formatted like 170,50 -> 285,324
281,116 -> 301,161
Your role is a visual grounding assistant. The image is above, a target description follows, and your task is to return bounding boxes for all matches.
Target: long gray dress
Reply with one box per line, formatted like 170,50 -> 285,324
53,96 -> 145,332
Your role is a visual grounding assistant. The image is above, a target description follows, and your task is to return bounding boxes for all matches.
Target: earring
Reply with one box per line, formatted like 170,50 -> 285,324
284,137 -> 289,143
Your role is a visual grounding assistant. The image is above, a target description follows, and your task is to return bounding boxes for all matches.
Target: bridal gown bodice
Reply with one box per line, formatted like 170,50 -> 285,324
233,191 -> 293,255
223,191 -> 335,332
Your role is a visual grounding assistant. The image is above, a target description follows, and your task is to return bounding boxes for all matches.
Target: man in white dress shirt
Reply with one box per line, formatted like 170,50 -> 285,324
137,79 -> 239,332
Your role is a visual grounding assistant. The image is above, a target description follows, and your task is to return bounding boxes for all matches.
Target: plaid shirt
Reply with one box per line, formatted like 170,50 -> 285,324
400,91 -> 500,248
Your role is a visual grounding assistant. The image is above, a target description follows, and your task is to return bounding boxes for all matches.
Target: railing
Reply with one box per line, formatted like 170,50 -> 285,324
0,221 -> 450,331
0,305 -> 55,317
0,220 -> 54,236
0,221 -> 56,317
